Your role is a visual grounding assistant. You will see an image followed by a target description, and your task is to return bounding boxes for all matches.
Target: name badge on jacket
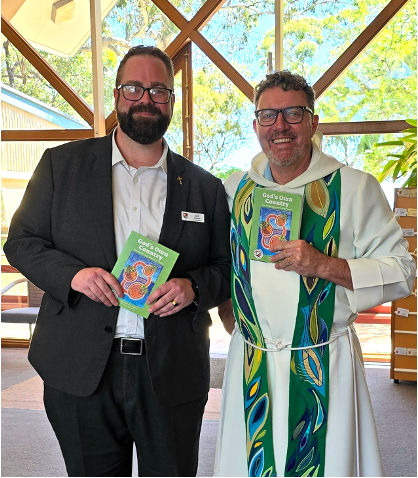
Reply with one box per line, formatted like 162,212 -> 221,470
181,211 -> 205,223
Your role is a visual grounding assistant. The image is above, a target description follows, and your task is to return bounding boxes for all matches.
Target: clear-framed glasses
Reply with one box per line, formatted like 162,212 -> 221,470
117,84 -> 173,104
255,106 -> 313,126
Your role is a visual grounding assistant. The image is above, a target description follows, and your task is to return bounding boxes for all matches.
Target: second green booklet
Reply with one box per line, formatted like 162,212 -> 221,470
111,231 -> 179,318
249,188 -> 303,262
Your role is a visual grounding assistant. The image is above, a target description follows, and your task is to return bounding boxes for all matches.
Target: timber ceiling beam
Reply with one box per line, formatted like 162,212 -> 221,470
153,0 -> 224,58
318,120 -> 409,136
1,15 -> 94,127
3,119 -> 408,142
2,130 -> 95,141
314,0 -> 410,98
172,46 -> 189,74
105,113 -> 117,134
181,42 -> 194,160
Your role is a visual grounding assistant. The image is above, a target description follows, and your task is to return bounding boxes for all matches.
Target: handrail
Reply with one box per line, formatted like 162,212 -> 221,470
1,278 -> 28,295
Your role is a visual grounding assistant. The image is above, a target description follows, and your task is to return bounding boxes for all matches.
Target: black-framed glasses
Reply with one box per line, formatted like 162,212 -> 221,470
255,106 -> 313,126
117,84 -> 173,104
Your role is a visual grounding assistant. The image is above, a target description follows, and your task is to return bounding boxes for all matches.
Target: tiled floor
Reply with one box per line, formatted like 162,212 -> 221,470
0,315 -> 392,447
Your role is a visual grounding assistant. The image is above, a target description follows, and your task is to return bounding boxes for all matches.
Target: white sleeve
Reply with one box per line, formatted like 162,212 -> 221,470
344,173 -> 415,312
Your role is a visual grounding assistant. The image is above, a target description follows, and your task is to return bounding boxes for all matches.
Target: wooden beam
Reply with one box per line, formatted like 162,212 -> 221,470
172,48 -> 187,158
318,120 -> 409,136
275,0 -> 284,70
90,0 -> 106,137
1,15 -> 94,127
190,31 -> 254,101
172,51 -> 185,75
3,120 -> 406,142
167,0 -> 225,54
314,0 -> 410,98
1,338 -> 30,348
105,112 -> 117,135
182,42 -> 194,161
154,0 -> 225,59
2,130 -> 95,141
1,265 -> 19,273
185,0 -> 225,32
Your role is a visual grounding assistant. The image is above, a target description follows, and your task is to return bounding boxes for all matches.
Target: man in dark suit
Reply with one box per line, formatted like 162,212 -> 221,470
4,46 -> 231,477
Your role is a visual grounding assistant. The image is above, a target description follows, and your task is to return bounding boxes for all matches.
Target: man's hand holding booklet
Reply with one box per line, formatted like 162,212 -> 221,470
249,188 -> 304,262
111,231 -> 179,318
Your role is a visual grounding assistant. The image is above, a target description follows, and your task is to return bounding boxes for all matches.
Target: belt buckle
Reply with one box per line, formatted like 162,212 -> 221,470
120,337 -> 143,355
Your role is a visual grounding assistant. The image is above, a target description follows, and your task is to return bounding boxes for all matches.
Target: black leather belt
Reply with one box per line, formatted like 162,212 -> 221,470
112,338 -> 146,355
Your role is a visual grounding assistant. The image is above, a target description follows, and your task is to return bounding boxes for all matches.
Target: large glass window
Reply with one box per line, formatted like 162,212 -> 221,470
323,132 -> 406,206
317,0 -> 417,122
1,40 -> 94,125
192,44 -> 254,173
1,40 -> 93,130
2,141 -> 68,231
2,140 -> 66,341
282,0 -> 392,84
200,0 -> 274,85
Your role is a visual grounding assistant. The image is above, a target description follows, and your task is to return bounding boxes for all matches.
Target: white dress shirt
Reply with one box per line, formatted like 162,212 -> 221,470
112,129 -> 168,339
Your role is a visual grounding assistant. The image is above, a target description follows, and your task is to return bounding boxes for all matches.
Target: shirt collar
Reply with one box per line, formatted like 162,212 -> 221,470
112,127 -> 168,173
264,162 -> 274,182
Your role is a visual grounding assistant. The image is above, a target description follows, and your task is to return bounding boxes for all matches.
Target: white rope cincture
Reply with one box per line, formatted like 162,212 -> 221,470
347,324 -> 360,477
237,323 -> 361,477
238,326 -> 349,352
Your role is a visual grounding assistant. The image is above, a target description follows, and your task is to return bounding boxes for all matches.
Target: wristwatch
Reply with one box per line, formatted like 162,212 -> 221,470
190,278 -> 199,306
184,274 -> 199,306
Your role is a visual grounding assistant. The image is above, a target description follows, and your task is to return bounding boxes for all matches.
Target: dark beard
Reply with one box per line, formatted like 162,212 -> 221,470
116,103 -> 171,145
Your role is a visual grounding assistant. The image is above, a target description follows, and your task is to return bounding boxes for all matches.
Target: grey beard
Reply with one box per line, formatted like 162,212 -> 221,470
265,149 -> 302,167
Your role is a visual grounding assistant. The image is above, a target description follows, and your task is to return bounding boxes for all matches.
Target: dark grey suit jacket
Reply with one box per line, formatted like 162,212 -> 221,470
4,134 -> 231,407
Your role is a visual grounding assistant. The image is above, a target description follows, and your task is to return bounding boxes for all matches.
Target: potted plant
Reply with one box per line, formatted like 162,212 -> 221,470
374,119 -> 417,187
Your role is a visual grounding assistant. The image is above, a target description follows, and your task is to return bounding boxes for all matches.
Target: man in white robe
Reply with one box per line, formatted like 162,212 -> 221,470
215,71 -> 415,477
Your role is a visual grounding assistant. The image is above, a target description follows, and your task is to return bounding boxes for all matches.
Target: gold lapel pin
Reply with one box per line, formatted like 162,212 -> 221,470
177,176 -> 183,185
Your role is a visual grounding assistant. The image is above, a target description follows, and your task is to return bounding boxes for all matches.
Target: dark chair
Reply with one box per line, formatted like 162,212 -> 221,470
1,278 -> 44,340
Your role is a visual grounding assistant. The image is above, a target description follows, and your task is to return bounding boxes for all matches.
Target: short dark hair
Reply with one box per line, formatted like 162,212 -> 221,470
115,46 -> 174,89
254,70 -> 316,112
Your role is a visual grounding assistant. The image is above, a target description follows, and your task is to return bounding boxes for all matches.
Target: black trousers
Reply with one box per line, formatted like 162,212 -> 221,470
43,349 -> 207,477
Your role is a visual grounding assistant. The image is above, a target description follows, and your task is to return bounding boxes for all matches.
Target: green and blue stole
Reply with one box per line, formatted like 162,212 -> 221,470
230,170 -> 341,477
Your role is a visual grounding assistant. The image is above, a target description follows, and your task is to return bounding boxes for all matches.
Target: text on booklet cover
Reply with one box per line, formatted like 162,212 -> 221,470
111,231 -> 179,318
249,188 -> 303,262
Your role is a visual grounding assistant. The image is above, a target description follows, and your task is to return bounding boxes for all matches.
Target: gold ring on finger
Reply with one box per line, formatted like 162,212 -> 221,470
172,300 -> 178,307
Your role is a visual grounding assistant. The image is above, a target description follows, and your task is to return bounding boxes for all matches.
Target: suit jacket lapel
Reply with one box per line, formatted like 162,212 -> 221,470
159,150 -> 189,251
87,135 -> 118,269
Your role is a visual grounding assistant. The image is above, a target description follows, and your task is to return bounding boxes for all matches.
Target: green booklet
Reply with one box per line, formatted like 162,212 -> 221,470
249,188 -> 304,262
111,231 -> 179,317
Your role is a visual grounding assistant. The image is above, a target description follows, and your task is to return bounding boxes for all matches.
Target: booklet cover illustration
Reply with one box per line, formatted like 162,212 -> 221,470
249,188 -> 303,262
111,231 -> 179,317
